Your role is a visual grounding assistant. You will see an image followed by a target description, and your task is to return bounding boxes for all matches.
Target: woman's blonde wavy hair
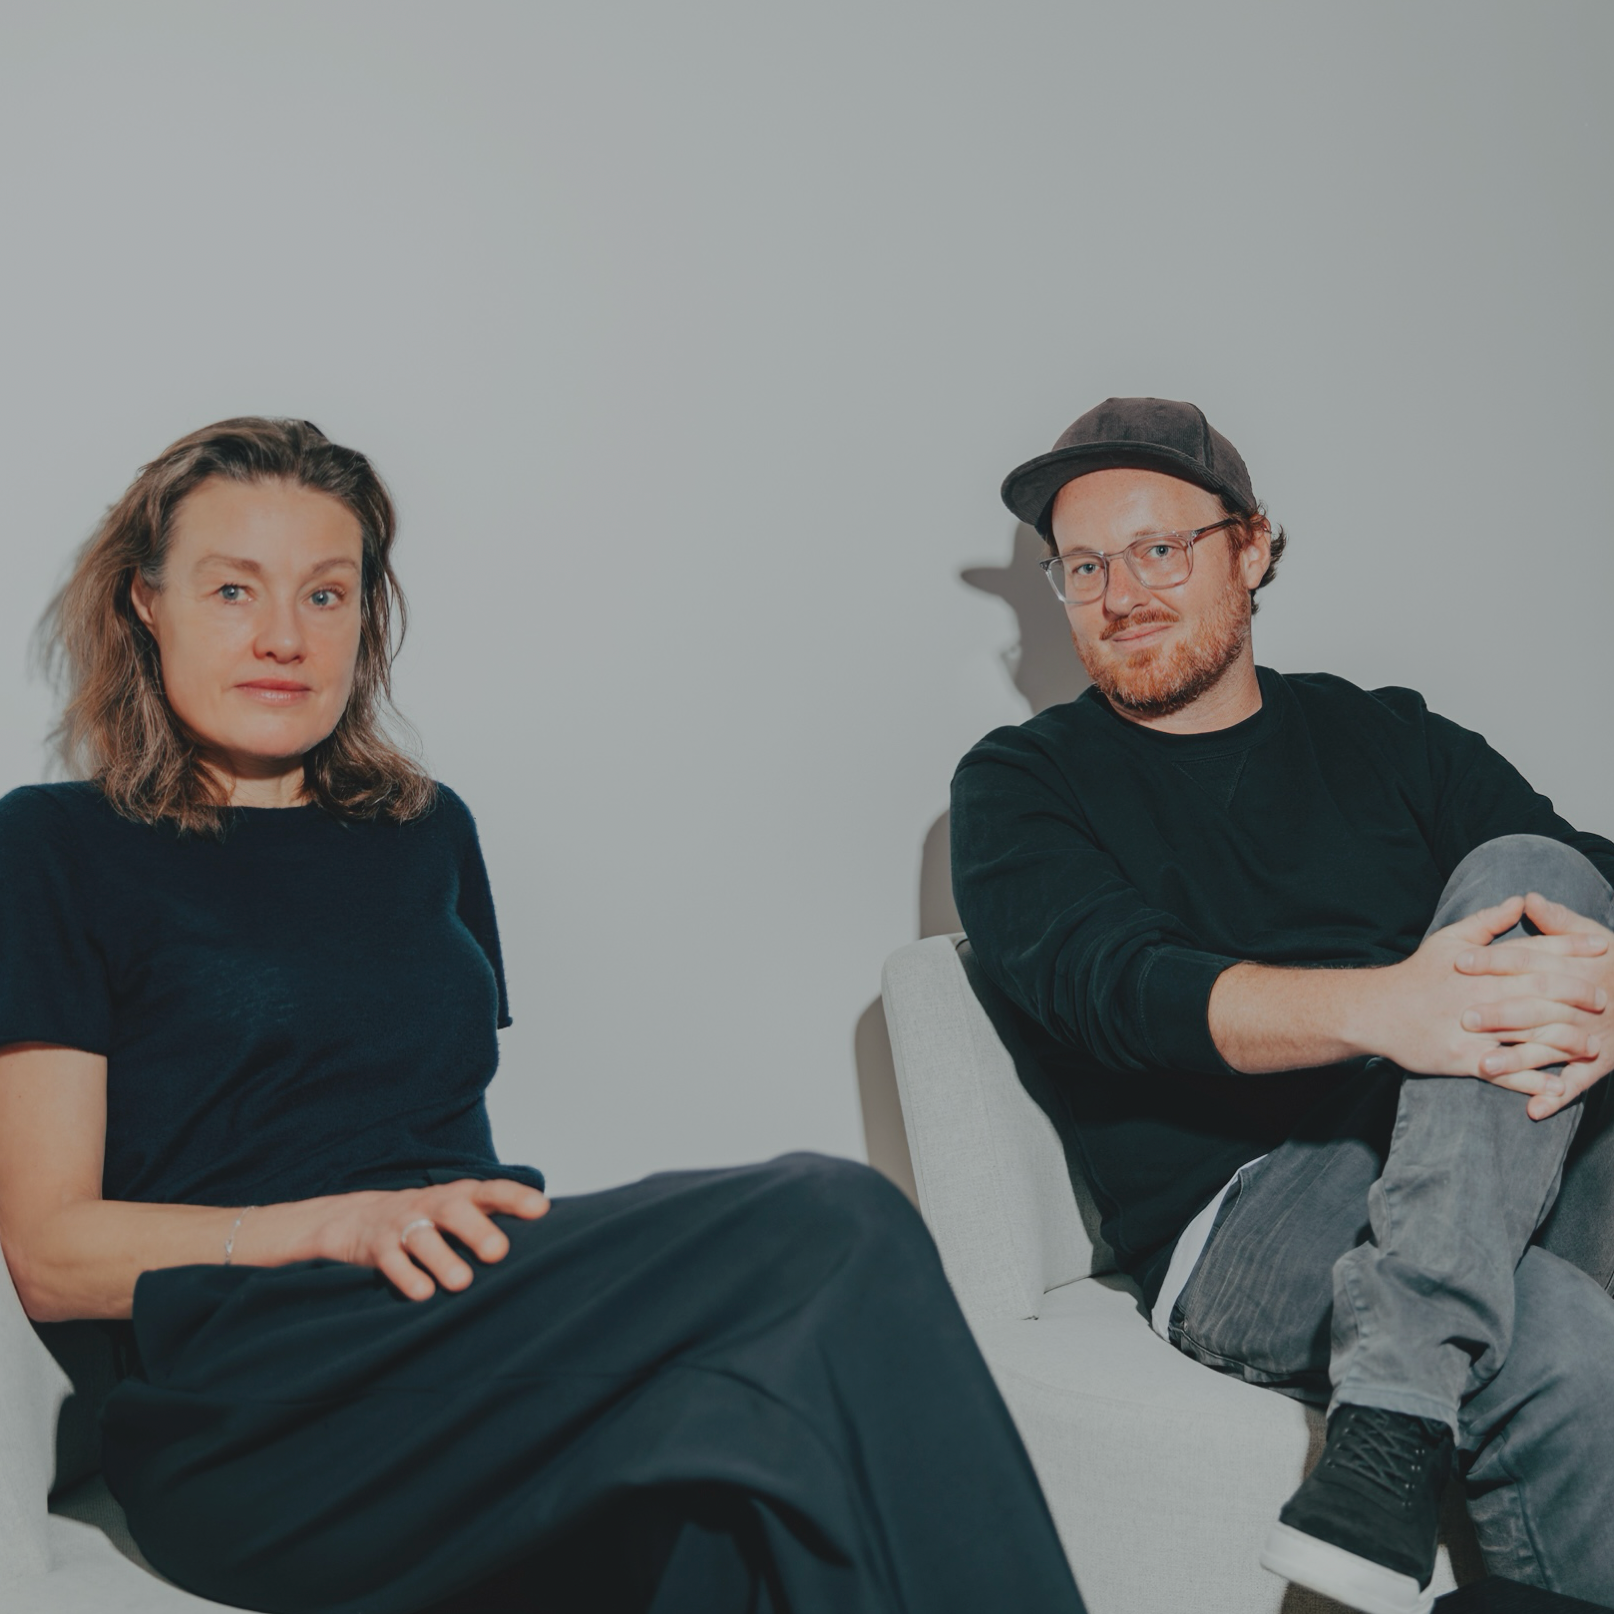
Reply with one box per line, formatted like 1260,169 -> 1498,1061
40,416 -> 435,836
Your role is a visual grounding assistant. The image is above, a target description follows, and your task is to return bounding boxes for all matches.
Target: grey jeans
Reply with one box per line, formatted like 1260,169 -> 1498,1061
1168,834 -> 1614,1600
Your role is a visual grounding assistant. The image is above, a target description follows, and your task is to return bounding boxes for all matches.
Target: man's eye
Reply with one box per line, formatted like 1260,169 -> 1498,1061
1144,543 -> 1175,560
1069,559 -> 1101,578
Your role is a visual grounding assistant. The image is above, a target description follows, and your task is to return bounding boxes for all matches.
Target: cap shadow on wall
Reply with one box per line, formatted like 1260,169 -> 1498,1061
855,522 -> 1089,1202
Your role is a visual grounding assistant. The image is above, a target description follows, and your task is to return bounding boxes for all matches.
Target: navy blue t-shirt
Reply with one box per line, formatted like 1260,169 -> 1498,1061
0,782 -> 543,1207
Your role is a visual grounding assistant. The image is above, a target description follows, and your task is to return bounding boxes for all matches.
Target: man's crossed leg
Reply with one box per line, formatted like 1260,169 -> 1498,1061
1168,836 -> 1614,1611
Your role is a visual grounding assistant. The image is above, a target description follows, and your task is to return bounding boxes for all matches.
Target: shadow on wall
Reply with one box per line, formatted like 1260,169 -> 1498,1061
855,523 -> 1089,1203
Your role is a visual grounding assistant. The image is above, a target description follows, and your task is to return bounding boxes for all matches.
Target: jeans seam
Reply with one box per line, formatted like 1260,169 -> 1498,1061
1472,1413 -> 1552,1593
1168,1320 -> 1323,1392
1333,1099 -> 1414,1396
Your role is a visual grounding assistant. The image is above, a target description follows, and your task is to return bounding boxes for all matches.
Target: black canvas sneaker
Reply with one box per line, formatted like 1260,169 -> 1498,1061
1261,1403 -> 1455,1614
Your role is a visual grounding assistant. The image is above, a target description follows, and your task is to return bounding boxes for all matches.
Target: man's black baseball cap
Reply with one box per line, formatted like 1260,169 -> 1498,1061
1001,397 -> 1256,539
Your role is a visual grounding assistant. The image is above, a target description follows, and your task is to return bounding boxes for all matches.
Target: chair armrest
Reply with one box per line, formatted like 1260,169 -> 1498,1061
0,1252 -> 71,1581
882,935 -> 1102,1326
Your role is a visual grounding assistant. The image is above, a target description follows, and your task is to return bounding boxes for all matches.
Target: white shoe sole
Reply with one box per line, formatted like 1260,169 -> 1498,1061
1260,1521 -> 1434,1614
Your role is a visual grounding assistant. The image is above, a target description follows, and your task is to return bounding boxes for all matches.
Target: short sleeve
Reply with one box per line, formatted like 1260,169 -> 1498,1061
0,787 -> 112,1053
441,789 -> 512,1031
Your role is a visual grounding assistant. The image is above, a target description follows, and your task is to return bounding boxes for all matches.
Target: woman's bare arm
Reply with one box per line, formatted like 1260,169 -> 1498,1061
0,1043 -> 549,1323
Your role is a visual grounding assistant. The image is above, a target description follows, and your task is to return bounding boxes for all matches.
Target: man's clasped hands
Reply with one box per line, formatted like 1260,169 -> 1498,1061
1387,893 -> 1613,1120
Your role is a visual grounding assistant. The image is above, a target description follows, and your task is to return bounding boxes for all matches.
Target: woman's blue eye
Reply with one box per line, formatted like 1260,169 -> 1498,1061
218,583 -> 245,602
310,589 -> 337,607
1145,544 -> 1174,560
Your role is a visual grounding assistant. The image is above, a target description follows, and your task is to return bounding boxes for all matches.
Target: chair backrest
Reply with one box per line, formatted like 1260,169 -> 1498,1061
881,934 -> 1114,1327
0,1250 -> 71,1581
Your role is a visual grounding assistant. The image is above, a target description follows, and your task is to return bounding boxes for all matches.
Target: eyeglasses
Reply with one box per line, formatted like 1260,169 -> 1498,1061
1039,517 -> 1241,606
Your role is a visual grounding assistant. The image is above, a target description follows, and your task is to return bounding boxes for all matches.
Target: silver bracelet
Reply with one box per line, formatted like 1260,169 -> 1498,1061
223,1206 -> 256,1266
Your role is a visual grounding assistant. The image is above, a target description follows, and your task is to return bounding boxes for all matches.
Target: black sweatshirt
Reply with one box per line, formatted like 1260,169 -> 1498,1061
0,782 -> 543,1209
951,667 -> 1614,1301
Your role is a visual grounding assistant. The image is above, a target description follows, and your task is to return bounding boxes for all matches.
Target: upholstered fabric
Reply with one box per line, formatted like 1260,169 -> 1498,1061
978,1274 -> 1478,1614
882,934 -> 1481,1614
12,1517 -> 225,1614
50,1472 -> 162,1577
0,1257 -> 255,1610
882,936 -> 1110,1325
0,1244 -> 70,1584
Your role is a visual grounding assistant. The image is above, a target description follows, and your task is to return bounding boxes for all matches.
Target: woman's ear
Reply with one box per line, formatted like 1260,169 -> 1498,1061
129,571 -> 159,634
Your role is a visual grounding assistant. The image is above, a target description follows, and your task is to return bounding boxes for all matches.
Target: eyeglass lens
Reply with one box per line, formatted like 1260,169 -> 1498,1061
1049,539 -> 1192,604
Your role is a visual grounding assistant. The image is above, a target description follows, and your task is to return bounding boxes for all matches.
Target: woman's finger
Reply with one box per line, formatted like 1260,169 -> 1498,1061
471,1178 -> 550,1219
400,1222 -> 475,1292
376,1243 -> 437,1302
429,1197 -> 512,1265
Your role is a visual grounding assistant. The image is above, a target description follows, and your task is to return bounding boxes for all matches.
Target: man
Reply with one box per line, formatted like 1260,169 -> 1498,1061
950,397 -> 1614,1614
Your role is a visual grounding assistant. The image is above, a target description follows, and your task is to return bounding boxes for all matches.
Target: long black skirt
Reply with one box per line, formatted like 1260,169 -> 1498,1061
102,1154 -> 1086,1614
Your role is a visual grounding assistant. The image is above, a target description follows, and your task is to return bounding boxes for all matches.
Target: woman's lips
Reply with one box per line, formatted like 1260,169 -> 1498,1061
236,680 -> 313,703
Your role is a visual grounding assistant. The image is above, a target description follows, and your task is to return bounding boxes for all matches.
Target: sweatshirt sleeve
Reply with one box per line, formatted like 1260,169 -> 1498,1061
1385,691 -> 1614,893
950,730 -> 1240,1076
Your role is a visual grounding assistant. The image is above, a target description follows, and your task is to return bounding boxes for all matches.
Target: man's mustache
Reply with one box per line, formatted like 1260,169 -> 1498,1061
1100,608 -> 1180,643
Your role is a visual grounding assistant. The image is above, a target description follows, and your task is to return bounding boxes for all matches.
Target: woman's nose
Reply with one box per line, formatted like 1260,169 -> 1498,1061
255,599 -> 305,660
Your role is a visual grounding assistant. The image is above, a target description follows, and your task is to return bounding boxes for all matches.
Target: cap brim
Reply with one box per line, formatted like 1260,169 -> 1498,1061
1001,443 -> 1244,535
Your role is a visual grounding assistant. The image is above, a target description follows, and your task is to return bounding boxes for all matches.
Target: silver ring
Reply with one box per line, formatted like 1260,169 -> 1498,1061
400,1216 -> 435,1248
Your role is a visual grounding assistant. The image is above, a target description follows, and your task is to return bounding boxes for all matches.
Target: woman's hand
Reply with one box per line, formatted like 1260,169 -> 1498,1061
305,1178 -> 550,1301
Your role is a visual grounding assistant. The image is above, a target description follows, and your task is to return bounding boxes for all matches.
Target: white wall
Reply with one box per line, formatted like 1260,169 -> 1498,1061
2,2 -> 1610,1195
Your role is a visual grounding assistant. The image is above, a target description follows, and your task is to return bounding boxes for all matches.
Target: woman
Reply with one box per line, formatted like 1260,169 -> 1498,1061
0,418 -> 1085,1614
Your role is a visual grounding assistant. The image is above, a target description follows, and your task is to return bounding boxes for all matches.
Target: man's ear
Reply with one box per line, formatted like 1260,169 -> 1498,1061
1237,518 -> 1272,589
129,571 -> 159,634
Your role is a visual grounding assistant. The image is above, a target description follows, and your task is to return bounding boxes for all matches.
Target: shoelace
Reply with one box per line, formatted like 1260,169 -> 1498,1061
1325,1406 -> 1446,1502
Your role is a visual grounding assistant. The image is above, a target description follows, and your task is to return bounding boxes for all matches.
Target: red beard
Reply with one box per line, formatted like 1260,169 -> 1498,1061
1074,561 -> 1252,720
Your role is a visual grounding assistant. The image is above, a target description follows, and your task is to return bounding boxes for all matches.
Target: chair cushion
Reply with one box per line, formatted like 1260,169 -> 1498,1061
973,1275 -> 1482,1614
9,1516 -> 233,1612
49,1472 -> 163,1577
882,936 -> 1107,1324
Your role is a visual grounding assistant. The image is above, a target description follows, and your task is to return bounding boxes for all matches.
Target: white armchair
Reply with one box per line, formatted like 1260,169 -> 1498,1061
881,934 -> 1483,1614
0,1254 -> 235,1612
